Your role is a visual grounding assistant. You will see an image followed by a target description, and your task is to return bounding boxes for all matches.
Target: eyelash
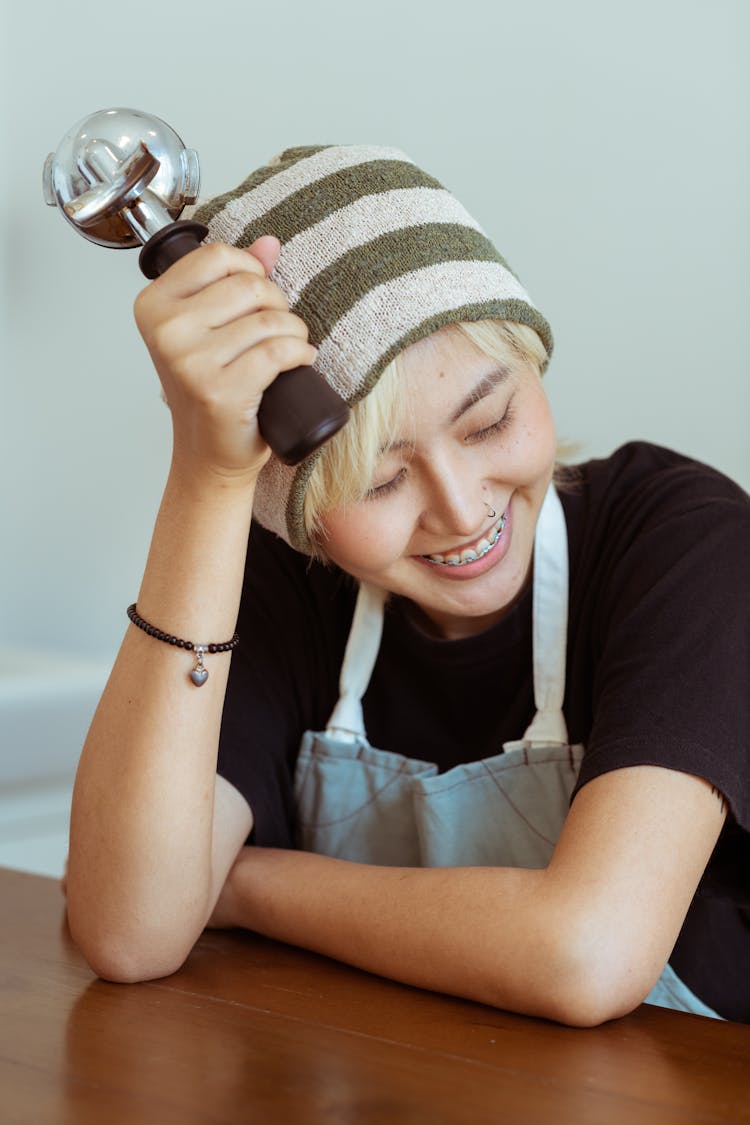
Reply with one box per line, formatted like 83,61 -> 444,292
367,468 -> 407,500
464,403 -> 515,445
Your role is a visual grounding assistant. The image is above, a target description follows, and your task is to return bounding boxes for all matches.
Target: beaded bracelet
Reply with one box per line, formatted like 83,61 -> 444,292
126,604 -> 239,687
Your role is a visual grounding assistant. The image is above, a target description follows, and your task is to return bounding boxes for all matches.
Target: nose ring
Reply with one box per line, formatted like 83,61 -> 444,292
484,499 -> 497,519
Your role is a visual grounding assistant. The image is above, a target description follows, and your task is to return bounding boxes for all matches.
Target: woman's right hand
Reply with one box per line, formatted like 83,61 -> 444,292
133,235 -> 317,484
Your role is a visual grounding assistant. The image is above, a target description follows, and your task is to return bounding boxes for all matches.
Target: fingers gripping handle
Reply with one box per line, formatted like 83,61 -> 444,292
139,221 -> 351,466
138,220 -> 210,278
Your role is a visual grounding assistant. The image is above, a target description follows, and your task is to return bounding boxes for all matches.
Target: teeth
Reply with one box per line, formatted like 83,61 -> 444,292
424,512 -> 507,567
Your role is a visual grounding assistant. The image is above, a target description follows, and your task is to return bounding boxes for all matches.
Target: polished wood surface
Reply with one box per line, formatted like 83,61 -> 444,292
2,867 -> 748,1124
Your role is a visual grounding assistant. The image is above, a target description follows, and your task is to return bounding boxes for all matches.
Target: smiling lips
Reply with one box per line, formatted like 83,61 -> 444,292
421,511 -> 509,568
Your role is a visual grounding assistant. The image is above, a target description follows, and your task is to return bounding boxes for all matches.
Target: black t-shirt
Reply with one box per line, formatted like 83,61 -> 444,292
218,442 -> 750,1022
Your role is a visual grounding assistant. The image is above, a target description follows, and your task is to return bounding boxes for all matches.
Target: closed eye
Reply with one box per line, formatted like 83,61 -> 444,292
366,467 -> 407,500
465,403 -> 515,444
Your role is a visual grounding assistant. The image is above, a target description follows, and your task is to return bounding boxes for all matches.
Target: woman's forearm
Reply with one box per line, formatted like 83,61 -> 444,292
220,847 -> 596,1025
219,767 -> 726,1027
67,462 -> 256,974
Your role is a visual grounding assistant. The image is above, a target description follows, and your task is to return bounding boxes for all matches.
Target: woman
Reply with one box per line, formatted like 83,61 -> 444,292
66,145 -> 750,1026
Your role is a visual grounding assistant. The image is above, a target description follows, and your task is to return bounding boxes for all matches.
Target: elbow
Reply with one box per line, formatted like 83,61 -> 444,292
547,974 -> 645,1029
83,946 -> 187,986
66,903 -> 195,984
483,907 -> 655,1028
540,927 -> 657,1029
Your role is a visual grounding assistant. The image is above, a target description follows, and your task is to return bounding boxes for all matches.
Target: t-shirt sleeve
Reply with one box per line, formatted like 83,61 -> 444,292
570,444 -> 750,834
217,522 -> 352,848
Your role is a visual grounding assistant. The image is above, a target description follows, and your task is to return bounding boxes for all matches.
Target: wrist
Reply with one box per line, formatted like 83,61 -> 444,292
135,454 -> 259,646
167,450 -> 265,501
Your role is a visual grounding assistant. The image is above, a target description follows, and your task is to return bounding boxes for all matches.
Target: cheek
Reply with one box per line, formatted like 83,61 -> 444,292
321,508 -> 412,575
509,389 -> 557,478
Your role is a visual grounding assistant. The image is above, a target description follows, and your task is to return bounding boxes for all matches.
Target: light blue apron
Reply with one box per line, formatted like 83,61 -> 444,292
294,485 -> 721,1019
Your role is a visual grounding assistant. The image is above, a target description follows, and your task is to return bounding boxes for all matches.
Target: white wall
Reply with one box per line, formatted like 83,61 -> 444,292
2,0 -> 749,677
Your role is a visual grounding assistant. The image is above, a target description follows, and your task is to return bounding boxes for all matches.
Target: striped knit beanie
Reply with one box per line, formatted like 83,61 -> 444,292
193,144 -> 553,554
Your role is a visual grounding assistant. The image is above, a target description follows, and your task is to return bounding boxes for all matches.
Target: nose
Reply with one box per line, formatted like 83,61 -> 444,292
418,450 -> 487,540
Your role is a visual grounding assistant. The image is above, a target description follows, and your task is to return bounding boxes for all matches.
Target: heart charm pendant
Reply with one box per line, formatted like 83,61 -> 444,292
190,646 -> 209,687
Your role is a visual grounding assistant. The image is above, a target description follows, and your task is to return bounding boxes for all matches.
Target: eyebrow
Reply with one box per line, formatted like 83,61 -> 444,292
450,365 -> 513,423
379,365 -> 513,455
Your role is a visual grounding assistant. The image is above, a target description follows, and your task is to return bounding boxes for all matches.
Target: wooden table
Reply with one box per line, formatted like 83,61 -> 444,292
2,868 -> 748,1124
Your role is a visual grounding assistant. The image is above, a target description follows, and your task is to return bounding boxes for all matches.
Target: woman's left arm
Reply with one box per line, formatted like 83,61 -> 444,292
211,764 -> 727,1026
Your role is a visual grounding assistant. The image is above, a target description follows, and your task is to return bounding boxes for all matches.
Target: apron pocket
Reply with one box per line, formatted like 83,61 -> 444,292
295,731 -> 436,865
413,743 -> 584,868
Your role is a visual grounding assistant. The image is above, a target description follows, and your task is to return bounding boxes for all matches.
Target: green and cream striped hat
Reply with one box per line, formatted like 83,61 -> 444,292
193,144 -> 553,553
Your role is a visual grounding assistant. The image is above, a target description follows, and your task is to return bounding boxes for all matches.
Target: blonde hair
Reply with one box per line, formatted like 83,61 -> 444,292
303,320 -> 549,558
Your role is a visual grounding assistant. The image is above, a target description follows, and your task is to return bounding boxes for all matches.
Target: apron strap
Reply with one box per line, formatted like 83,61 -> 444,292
522,483 -> 570,745
326,582 -> 388,742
